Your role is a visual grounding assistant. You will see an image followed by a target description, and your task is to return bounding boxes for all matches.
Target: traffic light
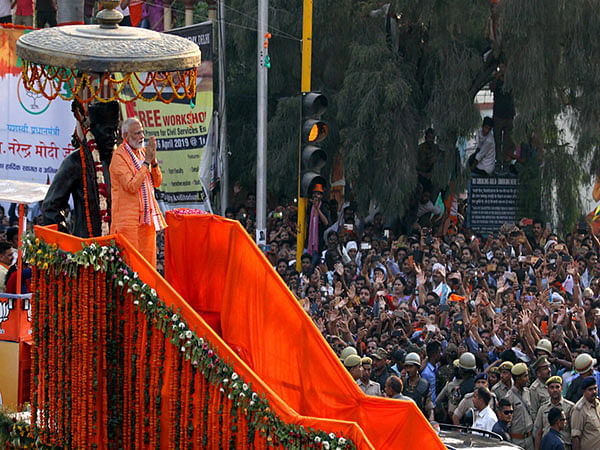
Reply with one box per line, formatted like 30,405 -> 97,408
300,91 -> 328,197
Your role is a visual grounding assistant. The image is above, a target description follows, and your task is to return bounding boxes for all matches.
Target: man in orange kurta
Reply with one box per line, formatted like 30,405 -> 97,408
110,118 -> 166,266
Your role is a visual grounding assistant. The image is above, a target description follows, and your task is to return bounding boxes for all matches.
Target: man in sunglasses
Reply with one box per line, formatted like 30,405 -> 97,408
540,408 -> 567,450
492,398 -> 513,441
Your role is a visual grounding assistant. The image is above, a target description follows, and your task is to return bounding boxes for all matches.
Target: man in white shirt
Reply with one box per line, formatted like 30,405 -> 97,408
471,116 -> 496,176
472,386 -> 498,432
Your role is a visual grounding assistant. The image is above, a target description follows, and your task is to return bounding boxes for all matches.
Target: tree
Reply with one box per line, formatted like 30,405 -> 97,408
223,0 -> 598,232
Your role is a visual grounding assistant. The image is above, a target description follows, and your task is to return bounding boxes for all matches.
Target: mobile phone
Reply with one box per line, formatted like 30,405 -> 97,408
360,243 -> 371,250
518,256 -> 527,262
563,255 -> 572,263
384,229 -> 390,239
344,223 -> 354,231
533,258 -> 543,270
408,255 -> 415,267
413,250 -> 423,264
487,264 -> 497,272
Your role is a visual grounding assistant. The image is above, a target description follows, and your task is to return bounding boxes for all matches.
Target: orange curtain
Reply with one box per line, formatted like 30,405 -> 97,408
35,224 -> 374,449
164,212 -> 445,450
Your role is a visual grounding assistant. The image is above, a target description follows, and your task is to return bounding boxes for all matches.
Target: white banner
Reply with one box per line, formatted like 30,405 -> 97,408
0,27 -> 75,184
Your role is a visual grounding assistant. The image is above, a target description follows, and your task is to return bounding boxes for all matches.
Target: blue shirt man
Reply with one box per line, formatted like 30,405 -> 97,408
540,428 -> 565,450
421,341 -> 442,406
540,407 -> 566,450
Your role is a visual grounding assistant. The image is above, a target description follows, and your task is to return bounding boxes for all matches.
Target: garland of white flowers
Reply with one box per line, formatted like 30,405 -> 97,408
23,235 -> 356,450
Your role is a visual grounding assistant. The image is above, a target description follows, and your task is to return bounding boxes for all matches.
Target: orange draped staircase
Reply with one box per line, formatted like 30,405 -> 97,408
26,211 -> 445,449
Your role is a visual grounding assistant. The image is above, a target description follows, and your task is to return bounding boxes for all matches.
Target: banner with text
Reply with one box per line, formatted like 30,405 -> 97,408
123,21 -> 214,211
0,26 -> 75,184
467,176 -> 519,234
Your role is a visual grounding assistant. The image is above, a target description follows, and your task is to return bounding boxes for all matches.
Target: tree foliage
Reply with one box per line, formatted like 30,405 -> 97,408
223,0 -> 598,232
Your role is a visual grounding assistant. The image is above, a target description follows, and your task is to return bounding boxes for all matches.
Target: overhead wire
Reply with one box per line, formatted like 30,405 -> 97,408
219,1 -> 301,42
136,0 -> 301,42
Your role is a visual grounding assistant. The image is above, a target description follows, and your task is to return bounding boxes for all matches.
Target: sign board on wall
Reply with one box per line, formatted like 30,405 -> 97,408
467,176 -> 519,234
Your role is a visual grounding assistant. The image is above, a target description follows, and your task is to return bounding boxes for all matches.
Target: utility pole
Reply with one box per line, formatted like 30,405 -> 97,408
296,0 -> 313,271
256,0 -> 268,249
218,0 -> 229,214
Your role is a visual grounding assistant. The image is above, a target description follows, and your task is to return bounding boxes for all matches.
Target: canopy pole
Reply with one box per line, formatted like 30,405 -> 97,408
16,203 -> 24,295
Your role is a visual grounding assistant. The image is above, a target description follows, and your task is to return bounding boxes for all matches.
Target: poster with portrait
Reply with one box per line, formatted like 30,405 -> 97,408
0,26 -> 75,184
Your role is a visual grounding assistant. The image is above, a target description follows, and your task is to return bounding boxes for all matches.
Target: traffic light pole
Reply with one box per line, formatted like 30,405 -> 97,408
296,0 -> 313,272
256,0 -> 268,249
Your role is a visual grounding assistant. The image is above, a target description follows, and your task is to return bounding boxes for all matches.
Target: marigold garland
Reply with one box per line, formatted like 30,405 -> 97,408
24,236 -> 357,450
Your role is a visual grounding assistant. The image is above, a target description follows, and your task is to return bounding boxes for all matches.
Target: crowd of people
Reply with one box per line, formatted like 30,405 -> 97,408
222,187 -> 600,450
4,175 -> 600,449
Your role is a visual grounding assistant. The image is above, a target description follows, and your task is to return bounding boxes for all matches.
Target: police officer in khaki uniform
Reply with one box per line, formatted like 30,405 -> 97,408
505,362 -> 534,450
534,376 -> 574,450
571,376 -> 600,450
493,361 -> 514,400
530,356 -> 552,418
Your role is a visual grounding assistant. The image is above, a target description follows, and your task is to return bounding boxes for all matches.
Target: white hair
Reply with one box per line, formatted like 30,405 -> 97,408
121,117 -> 141,136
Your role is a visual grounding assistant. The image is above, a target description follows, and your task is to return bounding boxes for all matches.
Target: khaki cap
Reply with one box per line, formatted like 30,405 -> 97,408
532,356 -> 551,370
344,354 -> 362,368
545,376 -> 563,386
340,346 -> 358,361
574,353 -> 596,374
372,347 -> 389,360
535,338 -> 552,355
511,362 -> 528,376
405,352 -> 421,366
499,361 -> 514,371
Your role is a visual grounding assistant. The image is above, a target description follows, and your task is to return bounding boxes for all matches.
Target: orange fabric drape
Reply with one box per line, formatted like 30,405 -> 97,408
35,224 -> 374,449
164,213 -> 445,450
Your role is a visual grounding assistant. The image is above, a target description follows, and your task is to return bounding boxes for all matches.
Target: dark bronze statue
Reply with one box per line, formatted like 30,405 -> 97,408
42,101 -> 119,237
